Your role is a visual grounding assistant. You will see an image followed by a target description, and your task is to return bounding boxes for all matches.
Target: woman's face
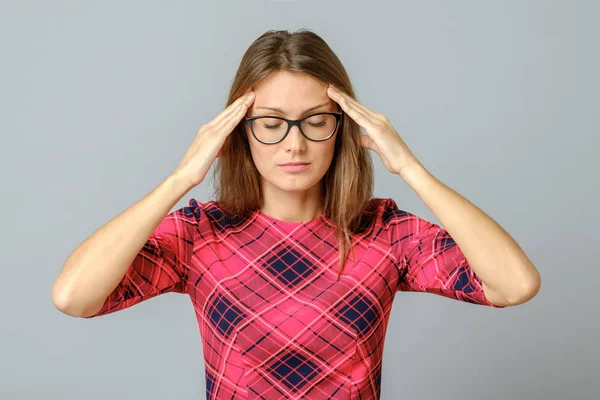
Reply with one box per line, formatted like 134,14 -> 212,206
243,70 -> 340,194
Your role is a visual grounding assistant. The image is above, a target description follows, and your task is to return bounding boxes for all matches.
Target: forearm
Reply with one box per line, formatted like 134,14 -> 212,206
52,173 -> 193,317
400,163 -> 541,305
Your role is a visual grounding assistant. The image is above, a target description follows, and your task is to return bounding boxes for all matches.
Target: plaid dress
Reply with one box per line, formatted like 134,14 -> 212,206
84,197 -> 504,399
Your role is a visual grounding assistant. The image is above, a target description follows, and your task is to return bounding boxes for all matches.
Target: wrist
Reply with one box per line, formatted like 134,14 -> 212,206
399,161 -> 430,188
165,172 -> 196,197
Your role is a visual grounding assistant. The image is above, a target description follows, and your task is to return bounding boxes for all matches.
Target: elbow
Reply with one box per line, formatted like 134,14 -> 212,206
52,264 -> 80,316
52,285 -> 80,317
508,268 -> 542,306
52,282 -> 93,318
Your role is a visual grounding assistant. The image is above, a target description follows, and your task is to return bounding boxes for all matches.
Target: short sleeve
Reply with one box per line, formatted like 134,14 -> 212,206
83,199 -> 201,318
382,198 -> 505,308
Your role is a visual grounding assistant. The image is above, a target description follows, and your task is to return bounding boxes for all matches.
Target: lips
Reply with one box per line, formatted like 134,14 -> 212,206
280,162 -> 310,166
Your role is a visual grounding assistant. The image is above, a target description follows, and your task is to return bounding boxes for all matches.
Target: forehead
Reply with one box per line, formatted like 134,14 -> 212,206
249,70 -> 334,116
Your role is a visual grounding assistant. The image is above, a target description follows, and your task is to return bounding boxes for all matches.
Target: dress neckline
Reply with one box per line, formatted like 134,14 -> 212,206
255,208 -> 328,228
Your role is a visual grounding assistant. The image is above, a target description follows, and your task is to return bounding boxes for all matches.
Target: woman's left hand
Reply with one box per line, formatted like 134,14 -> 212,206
327,84 -> 422,177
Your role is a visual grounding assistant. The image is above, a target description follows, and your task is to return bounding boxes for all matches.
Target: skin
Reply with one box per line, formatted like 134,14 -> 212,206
243,70 -> 340,223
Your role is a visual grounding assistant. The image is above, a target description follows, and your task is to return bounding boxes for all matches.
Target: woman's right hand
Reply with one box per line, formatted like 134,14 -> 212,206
170,90 -> 255,189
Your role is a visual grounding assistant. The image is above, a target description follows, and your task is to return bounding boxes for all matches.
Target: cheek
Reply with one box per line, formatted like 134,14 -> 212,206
320,142 -> 337,164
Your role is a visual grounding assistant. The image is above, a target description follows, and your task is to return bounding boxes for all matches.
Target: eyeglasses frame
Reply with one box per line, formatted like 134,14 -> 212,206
244,110 -> 344,144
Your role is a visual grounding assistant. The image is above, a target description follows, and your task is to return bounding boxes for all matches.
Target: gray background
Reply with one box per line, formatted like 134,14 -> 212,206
1,0 -> 597,399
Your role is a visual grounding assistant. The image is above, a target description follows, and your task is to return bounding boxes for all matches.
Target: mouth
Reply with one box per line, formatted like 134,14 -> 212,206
279,163 -> 310,172
279,162 -> 310,166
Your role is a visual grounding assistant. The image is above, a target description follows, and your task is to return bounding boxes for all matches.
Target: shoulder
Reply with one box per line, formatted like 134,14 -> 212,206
367,197 -> 429,240
185,198 -> 254,232
348,197 -> 414,237
366,197 -> 414,227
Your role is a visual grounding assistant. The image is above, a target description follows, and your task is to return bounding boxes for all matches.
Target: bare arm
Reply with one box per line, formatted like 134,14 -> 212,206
51,173 -> 194,317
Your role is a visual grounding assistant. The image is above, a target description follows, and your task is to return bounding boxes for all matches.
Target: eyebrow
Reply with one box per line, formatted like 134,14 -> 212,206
254,101 -> 330,115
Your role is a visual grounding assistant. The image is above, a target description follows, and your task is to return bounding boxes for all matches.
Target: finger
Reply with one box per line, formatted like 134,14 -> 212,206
359,133 -> 376,151
215,92 -> 253,125
329,86 -> 381,123
214,92 -> 254,132
348,97 -> 383,122
327,86 -> 379,126
327,87 -> 379,130
209,91 -> 254,127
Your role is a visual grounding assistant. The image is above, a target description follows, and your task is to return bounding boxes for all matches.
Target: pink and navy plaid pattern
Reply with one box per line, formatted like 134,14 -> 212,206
84,197 -> 504,399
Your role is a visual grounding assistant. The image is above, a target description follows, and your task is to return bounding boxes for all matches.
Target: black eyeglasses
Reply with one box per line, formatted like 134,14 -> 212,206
244,111 -> 343,144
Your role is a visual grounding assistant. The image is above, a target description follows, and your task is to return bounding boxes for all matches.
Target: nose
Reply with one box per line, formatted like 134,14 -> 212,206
284,124 -> 307,152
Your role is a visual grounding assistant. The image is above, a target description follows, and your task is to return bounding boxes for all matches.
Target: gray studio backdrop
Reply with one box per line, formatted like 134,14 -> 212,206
1,1 -> 597,399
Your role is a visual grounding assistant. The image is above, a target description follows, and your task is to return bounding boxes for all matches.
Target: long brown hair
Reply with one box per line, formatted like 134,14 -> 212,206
210,29 -> 375,280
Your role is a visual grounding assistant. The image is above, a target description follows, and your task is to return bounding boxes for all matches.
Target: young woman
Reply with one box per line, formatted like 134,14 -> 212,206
52,29 -> 540,399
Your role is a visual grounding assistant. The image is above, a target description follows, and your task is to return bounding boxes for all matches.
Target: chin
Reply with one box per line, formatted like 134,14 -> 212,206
280,176 -> 324,191
276,181 -> 313,193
